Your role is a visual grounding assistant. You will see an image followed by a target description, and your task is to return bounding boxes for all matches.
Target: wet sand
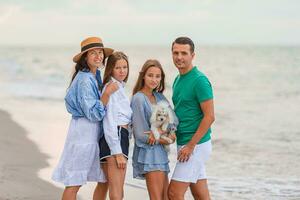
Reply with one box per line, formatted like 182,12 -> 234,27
0,109 -> 63,200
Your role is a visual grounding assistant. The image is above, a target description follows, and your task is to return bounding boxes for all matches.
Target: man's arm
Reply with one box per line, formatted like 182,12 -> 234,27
177,99 -> 215,162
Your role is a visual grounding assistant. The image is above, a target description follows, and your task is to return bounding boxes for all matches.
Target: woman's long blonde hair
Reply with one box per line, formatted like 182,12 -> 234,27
132,59 -> 165,95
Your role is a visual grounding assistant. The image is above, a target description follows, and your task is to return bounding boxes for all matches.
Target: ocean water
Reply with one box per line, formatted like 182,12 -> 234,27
0,45 -> 299,199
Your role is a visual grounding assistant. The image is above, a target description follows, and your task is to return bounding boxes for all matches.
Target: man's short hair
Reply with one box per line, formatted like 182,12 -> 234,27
172,37 -> 195,53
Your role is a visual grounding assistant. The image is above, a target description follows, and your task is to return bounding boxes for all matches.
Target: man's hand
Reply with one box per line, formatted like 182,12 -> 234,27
177,144 -> 195,162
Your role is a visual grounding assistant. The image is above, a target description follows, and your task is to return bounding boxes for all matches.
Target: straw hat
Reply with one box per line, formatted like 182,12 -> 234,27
73,37 -> 114,63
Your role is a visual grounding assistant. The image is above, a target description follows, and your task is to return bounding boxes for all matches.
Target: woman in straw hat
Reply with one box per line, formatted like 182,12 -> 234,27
52,37 -> 118,200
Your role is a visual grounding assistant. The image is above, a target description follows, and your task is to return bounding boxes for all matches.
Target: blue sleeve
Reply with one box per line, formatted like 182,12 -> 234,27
78,79 -> 106,122
131,96 -> 150,145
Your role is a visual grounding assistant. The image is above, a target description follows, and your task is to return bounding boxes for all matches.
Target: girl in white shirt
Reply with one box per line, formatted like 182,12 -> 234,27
99,51 -> 132,200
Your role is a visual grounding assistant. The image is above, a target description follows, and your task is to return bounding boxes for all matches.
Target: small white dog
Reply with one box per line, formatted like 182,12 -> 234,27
150,101 -> 175,152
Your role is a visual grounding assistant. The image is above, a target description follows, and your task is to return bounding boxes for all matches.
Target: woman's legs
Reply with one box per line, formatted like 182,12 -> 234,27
62,186 -> 81,200
163,174 -> 169,200
61,181 -> 108,200
102,157 -> 127,200
145,171 -> 166,200
93,182 -> 108,200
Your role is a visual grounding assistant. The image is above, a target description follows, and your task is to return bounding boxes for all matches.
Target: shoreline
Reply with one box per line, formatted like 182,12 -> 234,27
0,109 -> 63,199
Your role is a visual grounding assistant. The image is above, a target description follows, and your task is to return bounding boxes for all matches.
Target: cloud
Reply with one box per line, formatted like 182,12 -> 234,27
0,0 -> 299,45
0,4 -> 21,24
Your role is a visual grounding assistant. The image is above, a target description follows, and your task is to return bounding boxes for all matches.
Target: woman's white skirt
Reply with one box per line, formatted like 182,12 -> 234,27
52,117 -> 106,186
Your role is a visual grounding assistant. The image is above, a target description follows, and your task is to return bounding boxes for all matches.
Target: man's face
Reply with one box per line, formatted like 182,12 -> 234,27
172,43 -> 194,70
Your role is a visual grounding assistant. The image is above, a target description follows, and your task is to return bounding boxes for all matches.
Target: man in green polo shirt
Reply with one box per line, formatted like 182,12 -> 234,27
168,37 -> 215,200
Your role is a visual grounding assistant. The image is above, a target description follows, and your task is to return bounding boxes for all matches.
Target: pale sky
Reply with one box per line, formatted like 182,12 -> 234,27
0,0 -> 299,46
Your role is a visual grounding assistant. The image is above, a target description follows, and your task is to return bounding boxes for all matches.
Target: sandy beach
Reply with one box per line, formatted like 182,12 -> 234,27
0,109 -> 62,200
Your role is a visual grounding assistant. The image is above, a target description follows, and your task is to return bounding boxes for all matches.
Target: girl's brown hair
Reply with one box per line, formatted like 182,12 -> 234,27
103,51 -> 129,86
132,59 -> 165,95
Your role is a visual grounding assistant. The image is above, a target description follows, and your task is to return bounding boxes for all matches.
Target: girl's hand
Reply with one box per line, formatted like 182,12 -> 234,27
146,132 -> 156,145
157,128 -> 167,135
115,154 -> 127,169
158,138 -> 170,145
168,133 -> 177,143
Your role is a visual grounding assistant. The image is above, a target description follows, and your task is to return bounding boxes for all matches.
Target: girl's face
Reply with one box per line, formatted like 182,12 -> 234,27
86,48 -> 104,69
112,59 -> 128,82
143,66 -> 162,90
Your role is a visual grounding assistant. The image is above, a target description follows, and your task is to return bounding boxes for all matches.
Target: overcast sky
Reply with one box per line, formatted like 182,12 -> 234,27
0,0 -> 299,46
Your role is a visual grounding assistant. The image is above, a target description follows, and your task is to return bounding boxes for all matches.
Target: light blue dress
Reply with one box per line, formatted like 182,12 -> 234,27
52,70 -> 106,186
131,91 -> 178,179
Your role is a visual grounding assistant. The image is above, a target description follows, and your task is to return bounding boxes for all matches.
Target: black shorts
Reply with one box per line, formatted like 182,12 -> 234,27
99,126 -> 129,162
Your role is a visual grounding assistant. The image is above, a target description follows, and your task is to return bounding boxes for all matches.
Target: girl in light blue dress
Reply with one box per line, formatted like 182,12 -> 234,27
131,59 -> 178,200
52,37 -> 118,200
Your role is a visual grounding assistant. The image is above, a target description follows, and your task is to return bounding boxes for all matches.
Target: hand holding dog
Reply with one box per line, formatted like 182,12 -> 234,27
169,133 -> 176,142
157,128 -> 167,135
145,131 -> 156,145
158,138 -> 172,145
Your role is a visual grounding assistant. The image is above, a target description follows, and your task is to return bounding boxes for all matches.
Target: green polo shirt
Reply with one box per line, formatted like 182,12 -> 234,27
172,66 -> 213,145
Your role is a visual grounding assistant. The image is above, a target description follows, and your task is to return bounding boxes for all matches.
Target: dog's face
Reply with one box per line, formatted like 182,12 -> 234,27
155,107 -> 169,122
150,100 -> 174,126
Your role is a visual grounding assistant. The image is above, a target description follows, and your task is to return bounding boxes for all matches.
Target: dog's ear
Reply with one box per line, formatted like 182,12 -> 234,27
150,105 -> 158,123
168,107 -> 174,124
